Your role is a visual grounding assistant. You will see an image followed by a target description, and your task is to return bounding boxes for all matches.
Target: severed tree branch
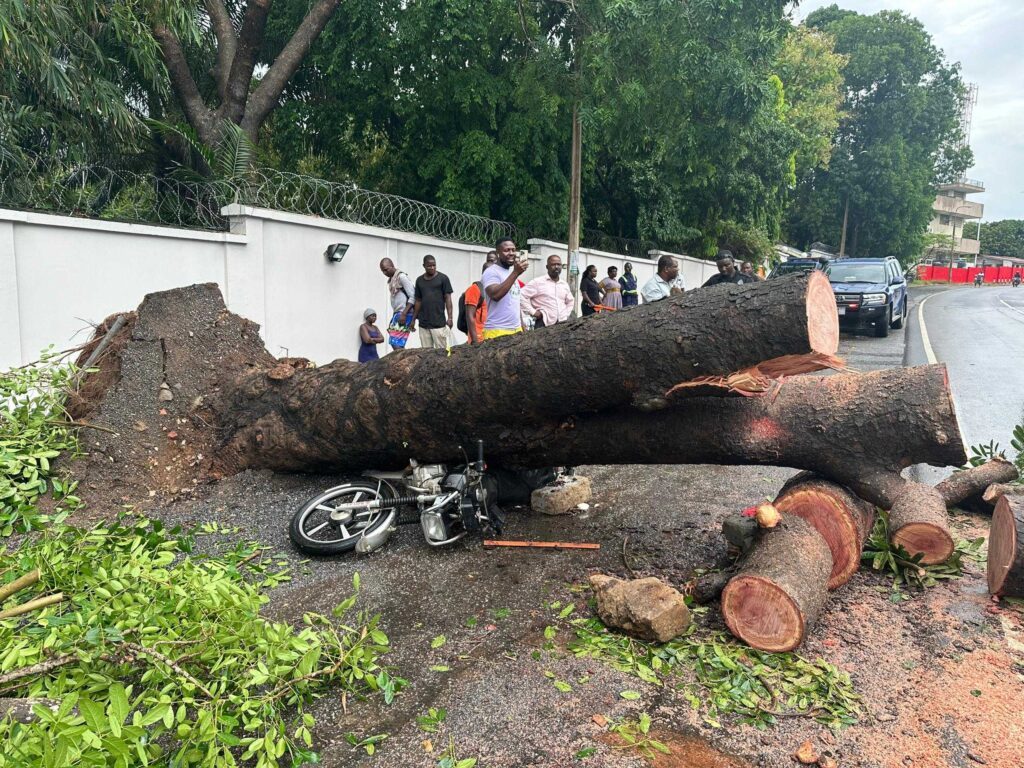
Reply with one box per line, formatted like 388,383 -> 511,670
204,0 -> 238,100
152,23 -> 218,145
221,0 -> 273,125
240,0 -> 341,138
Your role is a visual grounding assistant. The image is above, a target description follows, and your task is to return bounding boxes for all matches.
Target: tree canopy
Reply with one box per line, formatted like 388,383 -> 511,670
0,1 -> 973,264
783,5 -> 972,263
975,220 -> 1024,259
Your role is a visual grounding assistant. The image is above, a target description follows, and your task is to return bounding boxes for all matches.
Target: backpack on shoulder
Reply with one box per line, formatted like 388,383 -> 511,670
457,281 -> 483,333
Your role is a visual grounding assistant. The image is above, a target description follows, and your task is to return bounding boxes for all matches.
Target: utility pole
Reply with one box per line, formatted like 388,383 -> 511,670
567,103 -> 582,313
838,196 -> 849,258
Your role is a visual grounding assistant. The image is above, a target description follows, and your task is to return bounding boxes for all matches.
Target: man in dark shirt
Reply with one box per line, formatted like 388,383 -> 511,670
740,261 -> 763,281
702,250 -> 747,288
413,254 -> 454,348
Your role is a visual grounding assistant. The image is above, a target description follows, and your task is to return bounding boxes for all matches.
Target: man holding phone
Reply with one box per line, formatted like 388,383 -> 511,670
482,237 -> 530,340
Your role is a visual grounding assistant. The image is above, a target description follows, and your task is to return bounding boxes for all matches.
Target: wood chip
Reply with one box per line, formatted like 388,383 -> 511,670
794,740 -> 819,765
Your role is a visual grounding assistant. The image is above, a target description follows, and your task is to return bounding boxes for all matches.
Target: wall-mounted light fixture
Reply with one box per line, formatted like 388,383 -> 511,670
324,243 -> 349,264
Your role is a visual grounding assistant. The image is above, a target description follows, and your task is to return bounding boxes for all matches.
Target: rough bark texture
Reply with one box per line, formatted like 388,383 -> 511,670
217,273 -> 838,473
773,476 -> 875,590
987,493 -> 1024,597
721,516 -> 832,652
888,482 -> 955,565
935,458 -> 1020,511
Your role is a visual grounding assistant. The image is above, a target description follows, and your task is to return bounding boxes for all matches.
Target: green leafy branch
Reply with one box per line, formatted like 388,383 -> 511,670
0,518 -> 400,768
564,617 -> 860,729
608,714 -> 670,760
0,349 -> 83,536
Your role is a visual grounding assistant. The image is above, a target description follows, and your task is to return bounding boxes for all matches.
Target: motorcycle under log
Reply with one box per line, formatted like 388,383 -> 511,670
288,440 -> 560,556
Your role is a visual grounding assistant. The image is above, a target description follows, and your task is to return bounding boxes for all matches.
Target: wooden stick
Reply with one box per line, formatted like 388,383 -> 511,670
482,540 -> 600,550
0,593 -> 64,620
122,642 -> 213,698
0,654 -> 77,687
0,570 -> 41,603
72,314 -> 126,388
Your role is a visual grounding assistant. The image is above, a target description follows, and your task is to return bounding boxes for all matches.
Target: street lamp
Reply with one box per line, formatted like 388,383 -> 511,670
947,203 -> 974,283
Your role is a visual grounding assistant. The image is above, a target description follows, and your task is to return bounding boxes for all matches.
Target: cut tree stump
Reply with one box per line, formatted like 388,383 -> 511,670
888,483 -> 954,565
987,493 -> 1024,597
773,476 -> 875,590
721,516 -> 832,652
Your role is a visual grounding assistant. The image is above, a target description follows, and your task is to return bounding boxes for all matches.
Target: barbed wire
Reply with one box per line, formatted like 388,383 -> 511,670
0,160 -> 518,245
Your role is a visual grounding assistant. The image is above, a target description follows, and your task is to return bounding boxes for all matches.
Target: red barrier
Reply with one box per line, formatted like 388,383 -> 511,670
951,268 -> 969,283
997,266 -> 1013,283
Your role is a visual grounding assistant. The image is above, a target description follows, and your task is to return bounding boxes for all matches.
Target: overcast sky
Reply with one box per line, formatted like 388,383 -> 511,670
793,0 -> 1024,222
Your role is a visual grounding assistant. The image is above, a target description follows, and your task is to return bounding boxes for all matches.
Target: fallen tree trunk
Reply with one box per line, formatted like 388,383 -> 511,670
773,476 -> 875,590
216,273 -> 839,472
988,493 -> 1024,597
721,516 -> 832,652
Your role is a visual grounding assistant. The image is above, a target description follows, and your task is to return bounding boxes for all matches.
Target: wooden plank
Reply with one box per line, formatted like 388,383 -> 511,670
482,540 -> 600,551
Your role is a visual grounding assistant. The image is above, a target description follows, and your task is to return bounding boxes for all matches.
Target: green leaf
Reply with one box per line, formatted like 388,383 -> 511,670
619,690 -> 641,700
553,680 -> 572,692
575,746 -> 597,759
431,635 -> 446,649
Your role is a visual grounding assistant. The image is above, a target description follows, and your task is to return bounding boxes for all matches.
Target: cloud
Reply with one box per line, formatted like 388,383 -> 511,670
795,0 -> 1024,220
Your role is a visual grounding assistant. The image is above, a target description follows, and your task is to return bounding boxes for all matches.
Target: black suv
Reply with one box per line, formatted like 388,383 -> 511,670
825,257 -> 908,337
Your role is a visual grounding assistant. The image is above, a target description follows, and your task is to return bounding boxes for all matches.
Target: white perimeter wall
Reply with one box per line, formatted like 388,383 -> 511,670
1,206 -> 712,369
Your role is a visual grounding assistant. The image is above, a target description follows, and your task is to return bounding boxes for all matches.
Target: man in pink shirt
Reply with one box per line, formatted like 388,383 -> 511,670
520,254 -> 575,328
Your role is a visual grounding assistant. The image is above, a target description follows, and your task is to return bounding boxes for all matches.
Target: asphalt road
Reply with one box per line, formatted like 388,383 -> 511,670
905,284 -> 1024,457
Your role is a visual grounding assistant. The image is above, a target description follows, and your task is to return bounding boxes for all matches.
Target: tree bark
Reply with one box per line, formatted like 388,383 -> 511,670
988,493 -> 1024,597
721,516 -> 832,652
220,0 -> 272,125
204,0 -> 238,100
773,476 -> 874,590
241,0 -> 343,138
217,273 -> 841,473
888,482 -> 954,565
151,24 -> 219,146
0,698 -> 61,724
935,458 -> 1019,510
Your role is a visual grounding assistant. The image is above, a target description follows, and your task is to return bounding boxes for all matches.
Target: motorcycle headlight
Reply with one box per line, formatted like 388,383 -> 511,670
861,293 -> 887,306
421,510 -> 448,542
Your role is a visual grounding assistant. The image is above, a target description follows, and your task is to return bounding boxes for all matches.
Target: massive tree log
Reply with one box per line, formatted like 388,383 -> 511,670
721,516 -> 832,652
69,282 -> 965,520
216,273 -> 839,472
988,493 -> 1024,597
773,476 -> 875,590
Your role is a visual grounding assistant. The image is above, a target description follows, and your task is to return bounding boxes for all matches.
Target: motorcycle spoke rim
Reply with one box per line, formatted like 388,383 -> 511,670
300,488 -> 387,544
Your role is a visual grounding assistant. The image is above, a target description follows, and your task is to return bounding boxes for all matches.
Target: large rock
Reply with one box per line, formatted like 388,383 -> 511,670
531,475 -> 592,516
588,574 -> 691,643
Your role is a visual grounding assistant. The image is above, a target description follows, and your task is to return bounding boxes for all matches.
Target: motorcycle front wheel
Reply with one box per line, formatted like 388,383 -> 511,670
289,480 -> 396,555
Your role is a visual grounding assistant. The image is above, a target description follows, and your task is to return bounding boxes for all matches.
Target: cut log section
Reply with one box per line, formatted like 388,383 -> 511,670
936,458 -> 1020,509
773,477 -> 875,590
888,483 -> 954,565
721,516 -> 832,652
983,483 -> 1020,505
987,493 -> 1024,597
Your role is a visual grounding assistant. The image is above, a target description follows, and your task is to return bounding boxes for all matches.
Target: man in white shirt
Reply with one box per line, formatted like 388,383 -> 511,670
520,254 -> 575,327
641,255 -> 685,303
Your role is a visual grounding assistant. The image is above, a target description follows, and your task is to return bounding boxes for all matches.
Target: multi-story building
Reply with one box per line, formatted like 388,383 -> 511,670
927,177 -> 984,262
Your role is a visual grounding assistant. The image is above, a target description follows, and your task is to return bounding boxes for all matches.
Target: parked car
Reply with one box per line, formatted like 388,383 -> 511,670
825,257 -> 908,338
767,257 -> 830,279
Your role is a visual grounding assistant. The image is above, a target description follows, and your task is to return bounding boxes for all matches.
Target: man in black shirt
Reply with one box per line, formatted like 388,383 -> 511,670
702,250 -> 747,288
413,254 -> 454,348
